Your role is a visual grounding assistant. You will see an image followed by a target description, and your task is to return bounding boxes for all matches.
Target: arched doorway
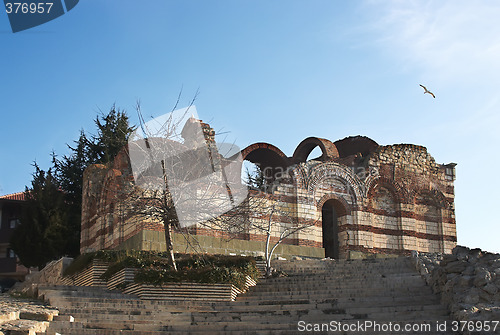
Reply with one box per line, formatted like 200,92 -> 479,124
322,199 -> 339,258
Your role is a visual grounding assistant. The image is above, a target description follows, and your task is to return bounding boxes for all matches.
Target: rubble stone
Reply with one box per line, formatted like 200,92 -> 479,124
0,294 -> 58,334
412,245 -> 500,331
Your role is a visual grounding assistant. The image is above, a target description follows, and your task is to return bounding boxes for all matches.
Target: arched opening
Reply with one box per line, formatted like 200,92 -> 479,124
308,147 -> 323,161
322,199 -> 340,259
241,143 -> 291,190
292,137 -> 339,163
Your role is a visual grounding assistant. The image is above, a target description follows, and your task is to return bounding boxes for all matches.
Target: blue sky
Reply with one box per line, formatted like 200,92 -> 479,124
1,1 -> 499,252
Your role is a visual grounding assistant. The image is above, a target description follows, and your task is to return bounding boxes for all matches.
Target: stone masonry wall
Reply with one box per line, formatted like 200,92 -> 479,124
10,257 -> 73,297
81,132 -> 457,259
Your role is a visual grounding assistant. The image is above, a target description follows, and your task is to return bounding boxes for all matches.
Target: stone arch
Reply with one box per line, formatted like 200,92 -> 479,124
307,162 -> 364,205
421,188 -> 450,209
366,178 -> 402,208
288,164 -> 308,190
293,137 -> 339,163
241,143 -> 292,185
366,176 -> 408,204
368,186 -> 398,215
241,143 -> 288,164
317,193 -> 351,216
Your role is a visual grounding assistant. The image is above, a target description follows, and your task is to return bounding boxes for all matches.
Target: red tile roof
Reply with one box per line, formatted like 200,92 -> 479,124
0,192 -> 26,201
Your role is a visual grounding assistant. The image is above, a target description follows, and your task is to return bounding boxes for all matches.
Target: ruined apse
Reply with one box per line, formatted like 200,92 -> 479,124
80,120 -> 457,259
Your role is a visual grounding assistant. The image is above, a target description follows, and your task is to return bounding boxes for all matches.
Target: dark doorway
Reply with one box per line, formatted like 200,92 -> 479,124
322,200 -> 339,259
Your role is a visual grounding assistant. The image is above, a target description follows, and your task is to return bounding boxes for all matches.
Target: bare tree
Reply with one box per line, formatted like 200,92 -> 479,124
100,100 -> 315,275
248,192 -> 316,277
208,165 -> 318,277
126,97 -> 247,271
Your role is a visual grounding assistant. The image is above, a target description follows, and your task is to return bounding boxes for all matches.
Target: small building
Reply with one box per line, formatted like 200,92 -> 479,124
0,192 -> 30,280
80,120 -> 457,259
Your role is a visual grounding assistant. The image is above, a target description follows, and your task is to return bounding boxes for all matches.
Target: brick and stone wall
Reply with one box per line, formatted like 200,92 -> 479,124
10,257 -> 73,297
80,124 -> 457,259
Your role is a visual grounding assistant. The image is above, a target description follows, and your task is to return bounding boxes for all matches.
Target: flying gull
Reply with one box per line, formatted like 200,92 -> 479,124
419,84 -> 435,98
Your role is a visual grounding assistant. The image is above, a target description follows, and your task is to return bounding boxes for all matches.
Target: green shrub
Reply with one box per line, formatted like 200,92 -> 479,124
65,250 -> 260,290
134,264 -> 254,290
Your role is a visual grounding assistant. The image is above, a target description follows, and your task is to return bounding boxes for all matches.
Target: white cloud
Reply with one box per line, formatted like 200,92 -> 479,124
358,1 -> 500,253
360,0 -> 500,140
362,0 -> 500,85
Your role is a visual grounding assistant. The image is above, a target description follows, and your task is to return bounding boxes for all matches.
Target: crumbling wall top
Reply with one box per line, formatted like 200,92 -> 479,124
334,136 -> 379,158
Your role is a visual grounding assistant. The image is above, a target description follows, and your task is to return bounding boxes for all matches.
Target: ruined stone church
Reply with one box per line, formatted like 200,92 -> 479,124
80,119 -> 457,259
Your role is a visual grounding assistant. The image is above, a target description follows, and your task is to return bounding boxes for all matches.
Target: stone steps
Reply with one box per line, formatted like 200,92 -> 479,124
52,302 -> 446,323
47,293 -> 432,306
45,316 -> 453,333
238,288 -> 434,300
46,317 -> 454,334
190,303 -> 447,318
274,258 -> 412,268
257,280 -> 425,288
244,282 -> 429,293
50,327 -> 299,335
49,294 -> 437,309
255,274 -> 423,286
45,330 -> 453,335
42,256 -> 453,334
53,296 -> 440,315
275,268 -> 416,276
217,297 -> 441,311
275,264 -> 414,272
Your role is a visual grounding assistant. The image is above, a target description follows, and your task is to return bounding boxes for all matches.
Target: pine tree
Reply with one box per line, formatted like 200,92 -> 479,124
245,163 -> 266,191
93,106 -> 135,164
10,164 -> 69,268
53,106 -> 134,257
12,106 -> 134,267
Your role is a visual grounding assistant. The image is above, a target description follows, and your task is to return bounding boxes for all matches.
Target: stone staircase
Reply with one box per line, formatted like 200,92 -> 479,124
40,257 -> 456,334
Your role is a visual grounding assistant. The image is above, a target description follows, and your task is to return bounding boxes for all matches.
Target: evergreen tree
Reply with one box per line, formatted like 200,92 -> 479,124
54,106 -> 134,204
245,163 -> 266,191
51,132 -> 90,257
53,106 -> 134,257
93,106 -> 135,164
10,165 -> 69,268
12,106 -> 134,267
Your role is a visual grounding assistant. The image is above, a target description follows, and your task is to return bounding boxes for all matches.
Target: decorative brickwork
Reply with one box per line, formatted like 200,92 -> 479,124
81,122 -> 457,259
